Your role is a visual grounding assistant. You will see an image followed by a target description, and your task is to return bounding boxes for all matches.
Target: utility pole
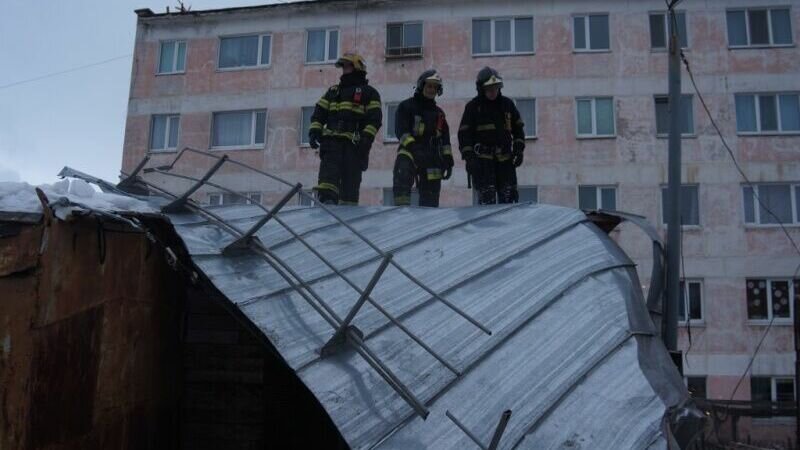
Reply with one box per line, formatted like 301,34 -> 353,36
664,4 -> 682,362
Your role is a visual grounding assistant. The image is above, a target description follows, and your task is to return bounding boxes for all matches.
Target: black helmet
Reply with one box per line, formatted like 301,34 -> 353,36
476,66 -> 503,92
415,69 -> 443,96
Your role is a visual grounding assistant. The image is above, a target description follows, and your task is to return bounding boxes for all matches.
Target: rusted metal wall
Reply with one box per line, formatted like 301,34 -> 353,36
0,216 -> 183,449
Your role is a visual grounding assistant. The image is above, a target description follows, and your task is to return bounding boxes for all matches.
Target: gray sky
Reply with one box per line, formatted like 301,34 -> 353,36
0,0 -> 294,184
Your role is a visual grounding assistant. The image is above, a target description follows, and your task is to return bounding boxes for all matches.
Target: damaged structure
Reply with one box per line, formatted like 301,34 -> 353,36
0,151 -> 703,449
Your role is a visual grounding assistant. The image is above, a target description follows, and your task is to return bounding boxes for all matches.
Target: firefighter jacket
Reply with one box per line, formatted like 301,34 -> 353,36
395,93 -> 453,173
309,71 -> 382,145
457,94 -> 525,161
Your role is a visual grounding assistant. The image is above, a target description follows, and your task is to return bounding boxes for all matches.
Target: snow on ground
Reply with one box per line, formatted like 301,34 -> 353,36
0,178 -> 155,214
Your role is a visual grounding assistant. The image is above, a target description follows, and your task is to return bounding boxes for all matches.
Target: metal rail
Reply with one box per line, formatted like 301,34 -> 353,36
445,409 -> 512,450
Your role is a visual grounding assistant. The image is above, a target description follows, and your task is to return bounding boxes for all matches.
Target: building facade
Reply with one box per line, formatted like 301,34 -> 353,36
122,0 -> 800,437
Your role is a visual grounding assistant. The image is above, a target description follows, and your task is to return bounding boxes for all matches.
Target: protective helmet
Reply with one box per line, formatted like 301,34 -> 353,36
335,53 -> 367,72
415,69 -> 443,96
476,66 -> 503,92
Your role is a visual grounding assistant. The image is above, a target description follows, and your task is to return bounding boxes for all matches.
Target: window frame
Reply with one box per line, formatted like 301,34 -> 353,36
649,11 -> 689,51
216,33 -> 272,71
471,16 -> 535,56
305,27 -> 340,65
577,184 -> 617,211
572,13 -> 611,53
157,40 -> 187,75
513,98 -> 538,139
210,109 -> 268,150
745,278 -> 797,323
299,106 -> 315,147
654,94 -> 696,137
660,183 -> 702,228
678,279 -> 704,324
727,7 -> 795,49
384,102 -> 400,143
742,183 -> 800,227
208,191 -> 261,206
575,97 -> 616,138
149,114 -> 180,152
298,189 -> 317,206
735,93 -> 800,135
386,21 -> 424,59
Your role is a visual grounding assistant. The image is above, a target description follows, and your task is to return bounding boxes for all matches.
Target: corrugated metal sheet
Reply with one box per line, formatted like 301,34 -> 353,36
163,202 -> 689,449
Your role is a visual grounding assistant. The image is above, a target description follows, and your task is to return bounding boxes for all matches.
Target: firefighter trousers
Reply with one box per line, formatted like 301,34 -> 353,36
392,153 -> 442,207
315,138 -> 362,205
472,157 -> 518,205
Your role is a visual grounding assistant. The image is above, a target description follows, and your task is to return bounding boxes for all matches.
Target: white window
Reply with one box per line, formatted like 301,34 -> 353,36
573,14 -> 610,51
743,183 -> 799,225
158,40 -> 186,74
746,279 -> 797,321
679,279 -> 703,322
649,11 -> 688,50
578,185 -> 616,210
472,17 -> 534,55
661,184 -> 700,226
386,22 -> 423,58
150,114 -> 180,152
384,188 -> 420,206
514,98 -> 537,138
306,28 -> 339,63
727,8 -> 793,48
300,107 -> 315,146
472,186 -> 538,205
211,110 -> 267,149
385,103 -> 399,141
751,376 -> 796,403
655,95 -> 694,136
218,34 -> 271,69
208,192 -> 261,206
735,93 -> 800,134
576,97 -> 615,137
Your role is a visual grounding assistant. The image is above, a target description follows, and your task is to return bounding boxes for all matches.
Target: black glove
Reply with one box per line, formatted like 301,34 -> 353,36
512,140 -> 525,167
442,154 -> 454,180
358,137 -> 373,171
309,129 -> 322,149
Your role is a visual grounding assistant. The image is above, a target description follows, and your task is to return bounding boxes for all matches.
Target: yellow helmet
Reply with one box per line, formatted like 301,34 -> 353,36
335,53 -> 367,72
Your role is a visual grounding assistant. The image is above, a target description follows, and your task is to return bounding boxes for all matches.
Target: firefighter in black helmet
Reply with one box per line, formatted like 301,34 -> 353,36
392,70 -> 454,207
457,67 -> 525,204
309,53 -> 382,205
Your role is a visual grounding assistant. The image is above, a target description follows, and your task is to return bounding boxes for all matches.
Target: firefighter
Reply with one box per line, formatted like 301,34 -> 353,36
392,70 -> 454,207
457,67 -> 525,204
308,53 -> 382,205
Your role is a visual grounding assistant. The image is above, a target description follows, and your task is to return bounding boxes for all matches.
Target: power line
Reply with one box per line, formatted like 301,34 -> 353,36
0,54 -> 132,91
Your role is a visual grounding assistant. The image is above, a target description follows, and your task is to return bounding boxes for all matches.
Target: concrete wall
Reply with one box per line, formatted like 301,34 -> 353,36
121,0 -> 800,411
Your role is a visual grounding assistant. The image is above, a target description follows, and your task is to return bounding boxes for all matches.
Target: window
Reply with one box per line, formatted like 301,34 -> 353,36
679,280 -> 703,322
735,93 -> 800,134
218,34 -> 271,69
158,40 -> 186,74
576,97 -> 615,137
649,12 -> 688,49
306,28 -> 339,63
472,17 -> 534,55
686,376 -> 707,399
472,186 -> 538,205
208,192 -> 262,206
578,185 -> 616,210
573,14 -> 610,51
746,279 -> 797,321
743,183 -> 799,225
150,114 -> 180,151
655,95 -> 694,136
385,103 -> 399,141
384,188 -> 419,206
661,184 -> 700,226
727,8 -> 793,47
751,376 -> 796,404
300,107 -> 314,146
514,98 -> 537,138
386,22 -> 423,58
211,110 -> 267,148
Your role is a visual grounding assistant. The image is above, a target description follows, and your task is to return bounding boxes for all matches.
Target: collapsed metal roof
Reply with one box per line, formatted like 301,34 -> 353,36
2,154 -> 701,448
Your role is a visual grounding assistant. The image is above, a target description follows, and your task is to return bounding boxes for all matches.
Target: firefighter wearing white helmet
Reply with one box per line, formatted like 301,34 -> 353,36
391,69 -> 454,207
457,67 -> 526,204
309,53 -> 382,205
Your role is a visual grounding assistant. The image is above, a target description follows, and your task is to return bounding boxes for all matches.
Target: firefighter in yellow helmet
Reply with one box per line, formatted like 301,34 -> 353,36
309,53 -> 382,205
